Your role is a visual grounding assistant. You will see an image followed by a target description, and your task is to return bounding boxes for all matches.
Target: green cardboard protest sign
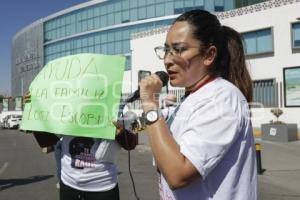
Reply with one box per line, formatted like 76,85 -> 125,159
20,53 -> 125,139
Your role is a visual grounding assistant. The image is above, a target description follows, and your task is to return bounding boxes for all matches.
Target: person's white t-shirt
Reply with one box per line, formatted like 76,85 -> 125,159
159,78 -> 257,200
60,136 -> 120,192
59,108 -> 138,192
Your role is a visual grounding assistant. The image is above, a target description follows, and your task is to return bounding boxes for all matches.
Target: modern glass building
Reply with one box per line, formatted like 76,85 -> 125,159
11,0 -> 267,96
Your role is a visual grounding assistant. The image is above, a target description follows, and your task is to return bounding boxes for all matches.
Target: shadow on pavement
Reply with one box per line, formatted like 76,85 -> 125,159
0,175 -> 54,191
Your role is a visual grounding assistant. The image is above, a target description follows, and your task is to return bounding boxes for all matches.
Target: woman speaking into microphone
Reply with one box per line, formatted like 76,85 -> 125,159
139,10 -> 257,200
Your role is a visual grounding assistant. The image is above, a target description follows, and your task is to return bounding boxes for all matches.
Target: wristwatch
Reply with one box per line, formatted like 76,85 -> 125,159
144,109 -> 162,125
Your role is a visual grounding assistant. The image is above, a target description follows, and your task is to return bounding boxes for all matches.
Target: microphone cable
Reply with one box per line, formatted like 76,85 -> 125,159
120,112 -> 141,200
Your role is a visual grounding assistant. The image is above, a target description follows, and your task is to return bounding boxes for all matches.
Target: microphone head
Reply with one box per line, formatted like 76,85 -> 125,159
155,71 -> 169,87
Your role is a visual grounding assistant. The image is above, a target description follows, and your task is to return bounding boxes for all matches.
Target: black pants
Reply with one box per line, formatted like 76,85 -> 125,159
60,181 -> 119,200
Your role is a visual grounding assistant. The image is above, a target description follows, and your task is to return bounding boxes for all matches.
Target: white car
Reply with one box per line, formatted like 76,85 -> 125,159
5,115 -> 22,129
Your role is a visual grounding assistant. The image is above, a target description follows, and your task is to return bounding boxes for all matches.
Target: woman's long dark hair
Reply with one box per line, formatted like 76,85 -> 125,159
174,10 -> 253,102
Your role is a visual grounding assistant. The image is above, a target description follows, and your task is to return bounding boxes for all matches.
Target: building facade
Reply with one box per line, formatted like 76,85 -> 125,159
130,0 -> 300,128
11,0 -> 267,97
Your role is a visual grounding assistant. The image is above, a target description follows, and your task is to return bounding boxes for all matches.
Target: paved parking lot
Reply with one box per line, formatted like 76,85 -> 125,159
1,129 -> 300,200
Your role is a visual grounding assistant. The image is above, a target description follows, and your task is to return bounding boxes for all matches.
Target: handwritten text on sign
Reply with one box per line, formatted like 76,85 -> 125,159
20,54 -> 125,139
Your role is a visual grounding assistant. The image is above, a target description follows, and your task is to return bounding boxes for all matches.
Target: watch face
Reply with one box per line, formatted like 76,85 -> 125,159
147,111 -> 158,122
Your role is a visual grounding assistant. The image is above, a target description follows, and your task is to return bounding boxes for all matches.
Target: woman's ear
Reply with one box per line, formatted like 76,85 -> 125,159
203,45 -> 217,66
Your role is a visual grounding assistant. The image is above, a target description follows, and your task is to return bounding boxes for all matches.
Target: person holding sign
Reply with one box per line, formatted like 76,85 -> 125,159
139,10 -> 257,200
24,92 -> 137,200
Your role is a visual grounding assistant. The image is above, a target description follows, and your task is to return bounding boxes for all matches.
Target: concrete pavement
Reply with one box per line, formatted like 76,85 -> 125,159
0,129 -> 300,200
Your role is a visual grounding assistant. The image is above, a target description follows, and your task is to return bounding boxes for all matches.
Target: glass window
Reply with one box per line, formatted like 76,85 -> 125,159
115,31 -> 122,40
88,8 -> 93,18
55,29 -> 60,38
107,4 -> 114,13
130,0 -> 138,8
51,21 -> 56,30
65,15 -> 71,24
70,24 -> 76,35
184,0 -> 194,7
66,25 -> 71,36
58,18 -> 62,28
50,31 -> 55,41
122,10 -> 130,23
115,41 -> 122,54
101,44 -> 108,54
205,0 -> 214,11
138,7 -> 147,19
257,29 -> 272,52
243,32 -> 257,55
49,45 -> 55,54
53,44 -> 58,53
147,5 -> 155,18
115,12 -> 122,24
114,2 -> 122,11
100,5 -> 107,15
82,10 -> 88,20
75,39 -> 81,48
147,0 -> 155,4
51,21 -> 56,29
292,23 -> 300,48
94,7 -> 100,16
45,32 -> 51,41
100,15 -> 107,27
95,34 -> 101,44
77,12 -> 82,21
174,1 -> 183,9
82,47 -> 88,53
82,37 -> 88,47
60,42 -> 65,51
52,30 -> 57,40
77,22 -> 82,32
65,51 -> 71,56
46,31 -> 52,41
130,9 -> 138,21
107,31 -> 114,42
101,33 -> 108,43
60,27 -> 66,38
156,4 -> 164,17
242,28 -> 273,55
122,29 -> 130,40
51,20 -> 56,29
88,37 -> 94,46
88,19 -> 94,30
45,46 -> 50,55
123,40 -> 130,52
82,20 -> 88,32
138,0 -> 147,6
44,23 -> 50,32
165,2 -> 174,15
215,0 -> 224,11
94,17 -> 100,29
65,41 -> 71,50
108,13 -> 115,26
122,0 -> 129,9
70,14 -> 76,23
88,46 -> 94,53
95,44 -> 101,53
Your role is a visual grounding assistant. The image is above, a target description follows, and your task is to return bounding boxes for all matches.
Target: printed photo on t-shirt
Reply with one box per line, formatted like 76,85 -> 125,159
69,137 -> 99,169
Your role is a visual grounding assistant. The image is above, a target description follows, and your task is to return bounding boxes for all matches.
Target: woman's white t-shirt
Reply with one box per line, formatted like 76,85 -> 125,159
159,78 -> 257,200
